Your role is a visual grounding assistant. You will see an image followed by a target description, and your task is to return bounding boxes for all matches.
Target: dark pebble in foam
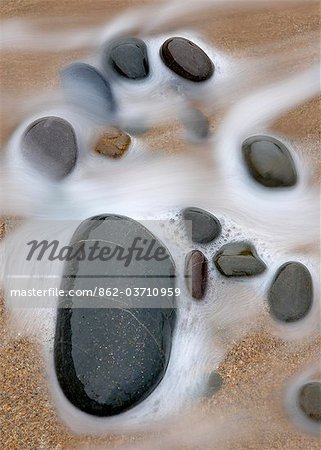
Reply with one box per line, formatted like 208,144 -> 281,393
61,63 -> 116,121
298,382 -> 321,422
214,242 -> 266,277
160,37 -> 214,82
242,135 -> 297,188
183,207 -> 221,244
104,37 -> 150,80
185,250 -> 208,300
54,215 -> 176,416
268,261 -> 313,323
21,116 -> 78,180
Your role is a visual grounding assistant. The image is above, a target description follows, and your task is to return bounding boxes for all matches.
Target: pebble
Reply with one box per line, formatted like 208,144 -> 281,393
214,242 -> 266,277
182,207 -> 221,244
104,37 -> 149,80
61,63 -> 116,121
298,382 -> 321,422
242,135 -> 297,187
207,372 -> 223,396
54,215 -> 176,416
21,116 -> 78,180
160,37 -> 214,82
94,129 -> 131,159
185,250 -> 208,300
182,108 -> 210,142
268,262 -> 313,322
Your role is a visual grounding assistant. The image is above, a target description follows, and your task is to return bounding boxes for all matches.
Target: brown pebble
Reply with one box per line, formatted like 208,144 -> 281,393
94,129 -> 131,159
185,250 -> 208,300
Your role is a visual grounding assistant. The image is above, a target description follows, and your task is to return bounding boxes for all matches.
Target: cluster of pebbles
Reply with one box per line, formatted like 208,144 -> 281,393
12,34 -> 320,426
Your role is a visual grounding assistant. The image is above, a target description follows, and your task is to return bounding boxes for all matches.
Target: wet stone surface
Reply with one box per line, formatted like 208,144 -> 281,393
214,242 -> 266,277
242,135 -> 297,188
61,63 -> 116,120
268,262 -> 313,323
55,215 -> 176,416
104,37 -> 149,80
160,37 -> 214,82
185,250 -> 208,300
94,129 -> 131,159
183,207 -> 221,244
298,382 -> 321,422
21,116 -> 78,180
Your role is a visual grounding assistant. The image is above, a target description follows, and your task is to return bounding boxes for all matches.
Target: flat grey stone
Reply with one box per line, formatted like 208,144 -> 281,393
21,116 -> 78,180
268,262 -> 313,322
298,382 -> 321,422
104,37 -> 149,80
242,135 -> 297,187
183,207 -> 221,244
214,242 -> 266,277
54,215 -> 176,416
185,250 -> 208,300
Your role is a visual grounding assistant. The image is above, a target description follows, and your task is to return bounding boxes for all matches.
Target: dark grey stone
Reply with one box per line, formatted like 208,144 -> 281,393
61,63 -> 116,121
268,262 -> 313,322
185,250 -> 208,300
104,37 -> 149,80
214,242 -> 266,277
160,37 -> 214,82
22,116 -> 78,180
298,382 -> 321,422
54,215 -> 176,416
207,372 -> 223,396
183,207 -> 221,244
242,135 -> 297,187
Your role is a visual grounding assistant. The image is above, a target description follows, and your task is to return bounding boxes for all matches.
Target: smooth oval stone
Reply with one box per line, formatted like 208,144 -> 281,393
182,108 -> 210,142
214,242 -> 266,277
268,262 -> 313,322
185,250 -> 208,300
298,382 -> 321,422
61,63 -> 116,121
104,37 -> 149,80
160,37 -> 214,82
242,135 -> 297,187
54,215 -> 176,416
183,207 -> 221,244
22,116 -> 78,180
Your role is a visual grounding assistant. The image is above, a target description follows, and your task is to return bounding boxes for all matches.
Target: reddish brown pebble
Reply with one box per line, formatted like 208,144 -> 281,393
185,250 -> 208,300
94,129 -> 131,159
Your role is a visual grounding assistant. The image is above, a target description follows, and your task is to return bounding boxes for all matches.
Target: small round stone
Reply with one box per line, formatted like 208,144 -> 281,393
242,135 -> 297,188
298,382 -> 321,422
185,250 -> 208,300
94,129 -> 131,159
182,207 -> 221,244
22,116 -> 78,180
214,242 -> 266,277
104,37 -> 149,80
268,262 -> 313,322
160,37 -> 214,82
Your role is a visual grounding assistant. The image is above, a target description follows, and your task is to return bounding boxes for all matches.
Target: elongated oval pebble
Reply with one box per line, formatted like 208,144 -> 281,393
185,250 -> 208,300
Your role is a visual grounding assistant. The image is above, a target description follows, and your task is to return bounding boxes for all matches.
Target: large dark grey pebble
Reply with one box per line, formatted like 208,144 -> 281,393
185,250 -> 208,300
268,262 -> 313,322
242,135 -> 297,187
54,215 -> 176,416
183,207 -> 221,244
22,116 -> 78,180
160,37 -> 214,82
61,63 -> 116,121
298,382 -> 321,422
214,242 -> 266,277
104,37 -> 149,80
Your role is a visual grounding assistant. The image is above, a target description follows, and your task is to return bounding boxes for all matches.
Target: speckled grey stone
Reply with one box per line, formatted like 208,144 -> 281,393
185,250 -> 208,300
104,37 -> 149,80
242,135 -> 297,187
54,215 -> 176,416
61,63 -> 116,121
298,382 -> 321,422
22,116 -> 78,180
183,207 -> 221,244
214,242 -> 266,277
268,262 -> 313,322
